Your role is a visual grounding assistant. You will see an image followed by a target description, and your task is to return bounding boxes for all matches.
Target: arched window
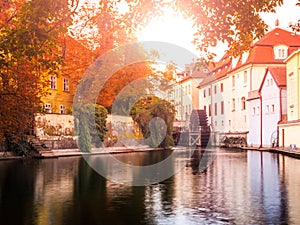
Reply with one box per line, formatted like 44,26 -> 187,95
241,97 -> 246,110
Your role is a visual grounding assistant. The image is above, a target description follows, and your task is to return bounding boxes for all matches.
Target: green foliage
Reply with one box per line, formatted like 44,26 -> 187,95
0,0 -> 74,147
130,96 -> 175,148
93,104 -> 108,146
74,104 -> 108,152
6,136 -> 32,156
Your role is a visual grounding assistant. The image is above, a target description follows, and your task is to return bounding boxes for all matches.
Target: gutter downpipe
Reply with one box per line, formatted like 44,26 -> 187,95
250,66 -> 252,91
259,92 -> 263,148
278,87 -> 283,148
296,52 -> 300,119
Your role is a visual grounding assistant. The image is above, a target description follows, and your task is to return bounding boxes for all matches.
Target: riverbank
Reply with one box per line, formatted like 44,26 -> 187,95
1,145 -> 300,160
0,146 -> 167,160
240,146 -> 300,159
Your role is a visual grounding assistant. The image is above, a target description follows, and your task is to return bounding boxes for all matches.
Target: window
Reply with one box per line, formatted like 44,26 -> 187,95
50,76 -> 57,89
204,105 -> 207,114
215,121 -> 217,127
214,103 -> 217,116
63,78 -> 69,91
60,105 -> 66,114
221,101 -> 224,115
271,104 -> 275,113
44,103 -> 51,113
253,107 -> 256,115
241,97 -> 246,110
214,85 -> 217,94
266,105 -> 269,114
222,120 -> 224,126
278,49 -> 285,58
257,106 -> 260,115
203,90 -> 206,98
232,75 -> 235,88
209,104 -> 211,116
243,71 -> 247,84
267,78 -> 273,86
220,83 -> 224,92
208,88 -> 211,96
232,98 -> 235,111
274,45 -> 288,59
289,72 -> 296,107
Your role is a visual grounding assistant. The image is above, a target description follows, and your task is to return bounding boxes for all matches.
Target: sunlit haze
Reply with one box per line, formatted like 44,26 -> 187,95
138,1 -> 300,61
137,7 -> 201,58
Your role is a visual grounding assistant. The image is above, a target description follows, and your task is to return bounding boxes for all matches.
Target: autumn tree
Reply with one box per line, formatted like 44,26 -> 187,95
178,0 -> 285,58
130,96 -> 175,148
0,0 -> 293,153
0,0 -> 78,151
290,1 -> 300,32
125,0 -> 290,59
71,0 -> 292,111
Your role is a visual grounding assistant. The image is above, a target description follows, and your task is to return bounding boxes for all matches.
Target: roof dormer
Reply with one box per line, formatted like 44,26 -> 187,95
274,44 -> 288,60
241,51 -> 249,64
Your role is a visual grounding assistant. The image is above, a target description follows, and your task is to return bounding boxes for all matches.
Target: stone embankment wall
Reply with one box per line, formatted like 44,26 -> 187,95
34,113 -> 136,149
34,113 -> 77,149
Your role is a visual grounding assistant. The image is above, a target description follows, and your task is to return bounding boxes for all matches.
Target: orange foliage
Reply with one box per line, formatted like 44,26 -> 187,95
97,62 -> 154,107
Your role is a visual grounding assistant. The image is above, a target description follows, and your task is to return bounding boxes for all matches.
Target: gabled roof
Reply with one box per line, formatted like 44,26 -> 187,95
198,28 -> 300,88
259,66 -> 286,93
254,28 -> 300,47
178,63 -> 210,83
268,67 -> 286,87
198,54 -> 231,87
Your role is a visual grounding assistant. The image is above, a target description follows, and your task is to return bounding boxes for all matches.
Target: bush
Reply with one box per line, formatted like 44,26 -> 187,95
130,96 -> 175,148
74,103 -> 108,152
6,136 -> 32,156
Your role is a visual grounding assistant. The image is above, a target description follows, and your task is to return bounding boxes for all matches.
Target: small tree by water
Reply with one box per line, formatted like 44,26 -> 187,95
74,104 -> 108,152
130,96 -> 175,148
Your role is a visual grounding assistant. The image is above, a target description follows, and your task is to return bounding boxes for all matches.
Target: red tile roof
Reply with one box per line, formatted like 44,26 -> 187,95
198,28 -> 300,88
254,28 -> 300,47
268,67 -> 286,87
258,66 -> 286,93
235,28 -> 300,66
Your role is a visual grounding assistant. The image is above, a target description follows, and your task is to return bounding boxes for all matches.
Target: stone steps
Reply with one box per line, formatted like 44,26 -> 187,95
28,137 -> 57,158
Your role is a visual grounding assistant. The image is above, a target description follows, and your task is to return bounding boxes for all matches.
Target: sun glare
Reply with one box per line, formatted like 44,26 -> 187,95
137,7 -> 198,56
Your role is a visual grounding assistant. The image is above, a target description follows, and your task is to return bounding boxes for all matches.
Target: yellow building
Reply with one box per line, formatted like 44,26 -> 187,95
279,49 -> 300,148
42,74 -> 74,114
41,36 -> 93,114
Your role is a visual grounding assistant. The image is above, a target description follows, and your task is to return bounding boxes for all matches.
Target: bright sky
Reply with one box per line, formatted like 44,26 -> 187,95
137,1 -> 300,61
137,7 -> 198,57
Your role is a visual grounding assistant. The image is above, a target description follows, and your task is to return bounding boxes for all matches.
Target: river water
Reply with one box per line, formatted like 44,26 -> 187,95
0,148 -> 299,225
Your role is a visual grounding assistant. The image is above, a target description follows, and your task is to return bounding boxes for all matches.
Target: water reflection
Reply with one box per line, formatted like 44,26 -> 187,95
0,149 -> 300,224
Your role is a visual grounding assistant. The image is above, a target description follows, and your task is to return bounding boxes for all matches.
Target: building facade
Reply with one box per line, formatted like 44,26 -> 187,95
41,36 -> 93,114
197,28 -> 300,146
279,49 -> 300,148
169,62 -> 209,129
248,67 -> 287,147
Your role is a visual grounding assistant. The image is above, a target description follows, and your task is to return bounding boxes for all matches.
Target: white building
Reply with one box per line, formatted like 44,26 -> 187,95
169,62 -> 209,129
248,67 -> 287,147
197,28 -> 300,145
